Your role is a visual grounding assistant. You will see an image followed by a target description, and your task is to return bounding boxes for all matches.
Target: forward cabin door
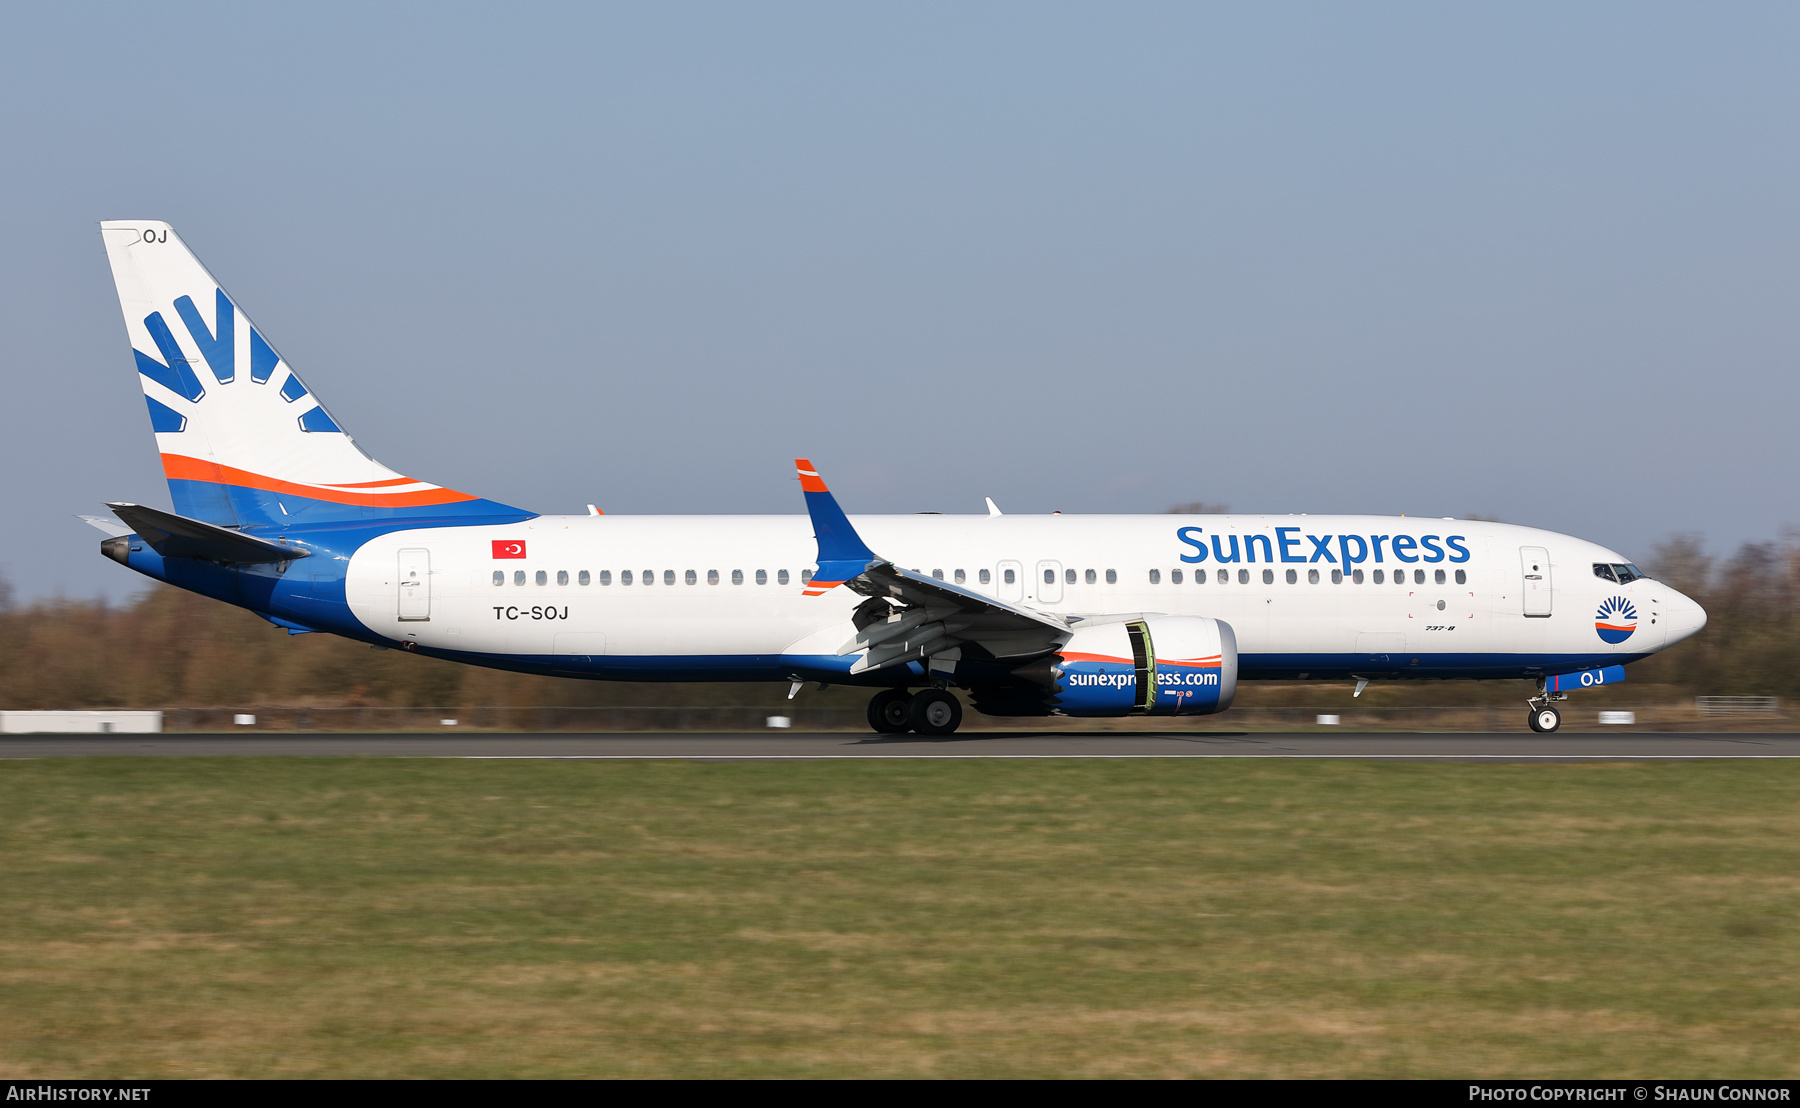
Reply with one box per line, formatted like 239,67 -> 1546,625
1520,546 -> 1551,617
398,548 -> 431,621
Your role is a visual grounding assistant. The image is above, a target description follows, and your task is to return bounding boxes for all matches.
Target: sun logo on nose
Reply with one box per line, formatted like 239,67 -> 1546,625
1595,595 -> 1638,644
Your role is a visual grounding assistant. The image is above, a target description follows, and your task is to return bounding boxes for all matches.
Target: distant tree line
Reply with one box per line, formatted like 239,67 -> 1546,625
0,530 -> 1790,710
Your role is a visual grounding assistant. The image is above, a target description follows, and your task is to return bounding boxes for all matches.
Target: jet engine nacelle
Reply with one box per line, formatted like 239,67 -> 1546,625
978,616 -> 1238,717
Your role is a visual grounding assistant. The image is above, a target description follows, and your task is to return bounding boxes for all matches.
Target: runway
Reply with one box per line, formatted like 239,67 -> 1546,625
2,731 -> 1798,759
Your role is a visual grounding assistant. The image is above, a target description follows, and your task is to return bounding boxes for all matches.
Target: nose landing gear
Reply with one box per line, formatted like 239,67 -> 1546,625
866,688 -> 964,736
1526,677 -> 1567,733
1527,704 -> 1562,733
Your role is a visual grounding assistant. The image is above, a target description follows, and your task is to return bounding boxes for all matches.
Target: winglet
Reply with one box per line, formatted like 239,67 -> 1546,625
795,459 -> 879,595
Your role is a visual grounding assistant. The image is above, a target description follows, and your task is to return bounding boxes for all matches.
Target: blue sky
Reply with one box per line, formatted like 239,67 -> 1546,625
2,3 -> 1796,600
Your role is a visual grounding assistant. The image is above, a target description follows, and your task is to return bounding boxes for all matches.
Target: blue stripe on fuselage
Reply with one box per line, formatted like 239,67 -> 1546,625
370,649 -> 1653,686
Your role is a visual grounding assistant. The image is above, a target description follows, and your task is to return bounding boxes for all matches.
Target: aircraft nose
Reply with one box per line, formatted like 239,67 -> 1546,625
1660,588 -> 1707,647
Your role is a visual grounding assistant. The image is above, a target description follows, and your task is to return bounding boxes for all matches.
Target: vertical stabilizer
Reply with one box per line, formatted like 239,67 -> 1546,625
99,221 -> 525,527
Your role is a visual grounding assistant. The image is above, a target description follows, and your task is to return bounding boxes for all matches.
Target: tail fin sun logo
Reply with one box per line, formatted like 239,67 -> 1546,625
1595,595 -> 1638,644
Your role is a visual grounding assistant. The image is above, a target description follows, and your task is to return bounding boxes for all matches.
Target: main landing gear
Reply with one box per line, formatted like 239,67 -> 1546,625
867,688 -> 964,736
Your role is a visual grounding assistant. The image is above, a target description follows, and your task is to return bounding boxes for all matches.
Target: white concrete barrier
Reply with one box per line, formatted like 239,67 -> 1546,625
1598,711 -> 1636,726
0,711 -> 162,734
1316,714 -> 1341,726
766,716 -> 792,729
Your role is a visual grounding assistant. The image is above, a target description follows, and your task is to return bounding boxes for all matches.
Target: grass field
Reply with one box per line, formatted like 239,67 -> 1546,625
1,758 -> 1797,1078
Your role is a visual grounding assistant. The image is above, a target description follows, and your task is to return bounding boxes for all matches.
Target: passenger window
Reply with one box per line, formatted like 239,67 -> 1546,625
579,570 -> 590,586
1171,569 -> 1183,584
1434,569 -> 1445,585
1262,569 -> 1274,584
1237,569 -> 1248,584
1285,569 -> 1297,584
801,570 -> 813,584
599,570 -> 611,585
1045,568 -> 1056,585
1353,569 -> 1363,584
1413,569 -> 1425,584
1372,569 -> 1383,584
1085,568 -> 1096,584
1455,569 -> 1466,585
1003,568 -> 1015,584
1149,569 -> 1161,584
732,569 -> 743,585
644,569 -> 655,585
954,569 -> 965,584
492,570 -> 503,586
685,569 -> 696,585
1396,571 -> 1406,586
1593,563 -> 1619,583
778,570 -> 790,585
666,570 -> 678,586
933,569 -> 944,580
535,570 -> 547,586
621,570 -> 632,585
514,570 -> 526,586
557,570 -> 569,586
1309,569 -> 1320,584
755,569 -> 767,585
979,568 -> 990,584
1330,569 -> 1341,584
1065,568 -> 1076,584
1105,569 -> 1117,584
706,569 -> 718,585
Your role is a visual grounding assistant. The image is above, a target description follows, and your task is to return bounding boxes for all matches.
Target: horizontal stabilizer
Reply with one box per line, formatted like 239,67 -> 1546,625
107,502 -> 310,564
77,514 -> 133,538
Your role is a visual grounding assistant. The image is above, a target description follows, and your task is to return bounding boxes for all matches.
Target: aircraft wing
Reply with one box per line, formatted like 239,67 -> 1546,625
794,460 -> 1072,674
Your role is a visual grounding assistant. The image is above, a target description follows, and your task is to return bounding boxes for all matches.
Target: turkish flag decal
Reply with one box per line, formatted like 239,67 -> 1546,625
492,540 -> 527,559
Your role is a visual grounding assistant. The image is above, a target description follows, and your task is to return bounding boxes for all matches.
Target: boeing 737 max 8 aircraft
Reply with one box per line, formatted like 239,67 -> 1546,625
86,222 -> 1707,734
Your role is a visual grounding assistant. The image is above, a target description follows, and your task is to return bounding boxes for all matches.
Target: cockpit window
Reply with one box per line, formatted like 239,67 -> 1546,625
1614,563 -> 1646,584
1593,563 -> 1618,583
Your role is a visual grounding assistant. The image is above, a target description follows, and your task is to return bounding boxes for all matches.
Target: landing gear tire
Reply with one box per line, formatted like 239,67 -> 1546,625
1528,706 -> 1562,733
868,689 -> 913,734
908,689 -> 964,736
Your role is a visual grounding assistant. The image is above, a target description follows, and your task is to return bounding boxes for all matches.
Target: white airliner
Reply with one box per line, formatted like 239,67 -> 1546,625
87,221 -> 1707,735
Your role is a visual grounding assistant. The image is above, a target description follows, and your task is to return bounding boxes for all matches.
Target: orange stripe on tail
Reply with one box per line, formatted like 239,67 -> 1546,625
160,454 -> 480,508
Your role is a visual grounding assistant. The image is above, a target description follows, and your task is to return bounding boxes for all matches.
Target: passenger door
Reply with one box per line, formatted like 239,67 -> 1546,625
397,548 -> 431,621
1520,546 -> 1552,617
1036,560 -> 1064,604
